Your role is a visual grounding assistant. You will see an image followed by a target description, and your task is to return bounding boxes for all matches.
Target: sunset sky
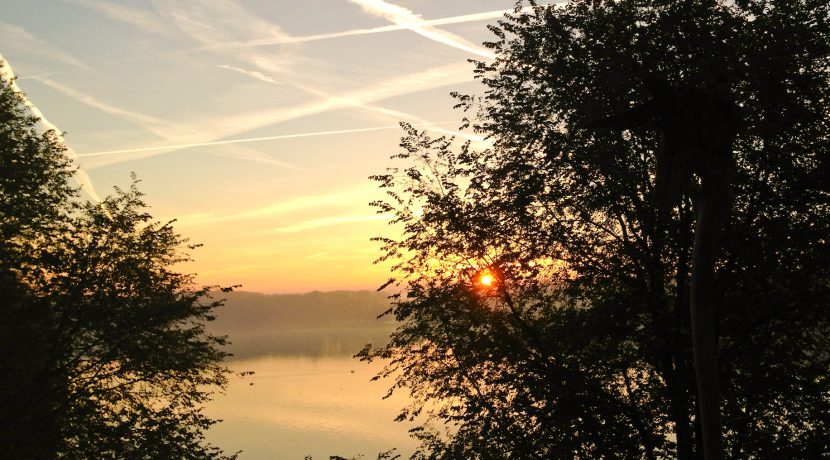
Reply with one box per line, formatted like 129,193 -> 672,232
1,0 -> 553,293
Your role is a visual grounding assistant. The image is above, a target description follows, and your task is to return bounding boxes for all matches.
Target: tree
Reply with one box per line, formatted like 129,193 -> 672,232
0,63 -> 236,458
0,59 -> 78,457
589,75 -> 741,459
364,1 -> 830,458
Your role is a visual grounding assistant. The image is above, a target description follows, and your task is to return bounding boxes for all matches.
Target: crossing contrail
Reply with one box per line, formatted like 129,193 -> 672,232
348,0 -> 496,59
209,6 -> 549,50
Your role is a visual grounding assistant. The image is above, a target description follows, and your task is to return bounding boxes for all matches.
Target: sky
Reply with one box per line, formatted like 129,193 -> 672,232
1,0 -> 547,293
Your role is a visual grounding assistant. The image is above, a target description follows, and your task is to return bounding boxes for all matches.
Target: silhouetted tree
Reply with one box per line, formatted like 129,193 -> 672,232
0,60 -> 78,457
364,1 -> 830,458
0,63 -> 236,458
588,75 -> 741,459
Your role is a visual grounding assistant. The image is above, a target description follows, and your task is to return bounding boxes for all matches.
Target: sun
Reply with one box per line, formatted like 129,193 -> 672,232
479,273 -> 494,287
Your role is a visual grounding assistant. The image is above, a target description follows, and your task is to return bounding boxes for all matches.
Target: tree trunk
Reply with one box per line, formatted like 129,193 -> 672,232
667,367 -> 695,460
689,164 -> 732,460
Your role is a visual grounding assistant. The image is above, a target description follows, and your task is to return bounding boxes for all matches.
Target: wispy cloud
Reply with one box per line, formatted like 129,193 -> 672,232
73,57 -> 487,160
347,103 -> 487,144
348,0 -> 495,59
79,61 -> 471,165
173,184 -> 379,226
64,0 -> 170,36
198,264 -> 269,275
205,145 -> 302,170
0,55 -> 100,202
265,214 -> 391,234
29,71 -> 302,170
153,0 -> 302,81
32,76 -> 168,134
218,64 -> 282,85
204,8 -> 511,50
219,64 -> 485,144
78,125 -> 402,157
156,0 -> 294,51
61,1 -> 486,168
0,23 -> 91,72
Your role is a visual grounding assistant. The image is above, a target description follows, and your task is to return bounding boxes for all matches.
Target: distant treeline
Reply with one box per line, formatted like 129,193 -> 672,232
208,290 -> 396,359
212,290 -> 394,330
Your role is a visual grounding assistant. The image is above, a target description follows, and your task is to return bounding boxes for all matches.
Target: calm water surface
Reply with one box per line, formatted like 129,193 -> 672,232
205,355 -> 418,460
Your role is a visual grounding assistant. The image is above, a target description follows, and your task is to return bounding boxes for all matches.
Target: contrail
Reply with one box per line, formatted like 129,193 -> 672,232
217,64 -> 485,144
348,0 -> 495,59
209,6 -> 552,50
32,75 -> 167,134
79,61 -> 472,163
217,64 -> 282,85
171,183 -> 380,226
0,54 -> 101,202
78,125 -> 404,157
211,9 -> 510,49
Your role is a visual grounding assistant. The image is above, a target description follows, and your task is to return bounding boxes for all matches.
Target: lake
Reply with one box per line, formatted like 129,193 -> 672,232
204,354 -> 419,460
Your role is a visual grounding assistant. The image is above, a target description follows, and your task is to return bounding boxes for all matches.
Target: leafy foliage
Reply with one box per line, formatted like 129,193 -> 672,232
0,64 -> 236,458
365,1 -> 830,458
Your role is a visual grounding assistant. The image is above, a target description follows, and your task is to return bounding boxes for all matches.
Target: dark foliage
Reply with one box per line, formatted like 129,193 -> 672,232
364,1 -> 830,458
0,63 -> 236,459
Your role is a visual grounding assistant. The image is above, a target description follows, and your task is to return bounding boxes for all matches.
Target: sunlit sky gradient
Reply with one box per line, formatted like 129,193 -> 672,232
2,0 -> 554,293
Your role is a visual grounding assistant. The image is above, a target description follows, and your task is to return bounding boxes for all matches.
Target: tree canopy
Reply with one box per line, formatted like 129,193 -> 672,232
0,63 -> 236,459
365,1 -> 830,458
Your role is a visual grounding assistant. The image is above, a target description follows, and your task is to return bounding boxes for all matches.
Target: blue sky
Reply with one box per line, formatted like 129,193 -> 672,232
1,0 -> 549,292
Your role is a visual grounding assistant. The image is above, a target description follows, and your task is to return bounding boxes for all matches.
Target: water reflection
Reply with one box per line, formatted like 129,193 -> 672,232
224,327 -> 394,360
205,348 -> 416,459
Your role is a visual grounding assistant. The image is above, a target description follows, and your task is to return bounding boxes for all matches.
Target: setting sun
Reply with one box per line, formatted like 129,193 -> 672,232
479,273 -> 495,287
